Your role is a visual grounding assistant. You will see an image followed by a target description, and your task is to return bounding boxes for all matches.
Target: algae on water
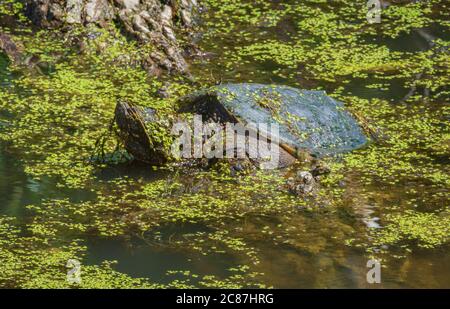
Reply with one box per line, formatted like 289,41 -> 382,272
0,0 -> 449,288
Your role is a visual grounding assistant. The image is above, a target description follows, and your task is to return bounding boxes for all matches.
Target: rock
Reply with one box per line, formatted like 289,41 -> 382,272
287,171 -> 316,196
85,0 -> 114,23
122,0 -> 140,11
181,10 -> 193,27
140,12 -> 160,31
179,0 -> 195,27
180,0 -> 194,9
143,56 -> 163,76
25,0 -> 66,27
66,0 -> 83,24
132,14 -> 151,34
48,2 -> 64,21
163,25 -> 177,42
160,5 -> 173,25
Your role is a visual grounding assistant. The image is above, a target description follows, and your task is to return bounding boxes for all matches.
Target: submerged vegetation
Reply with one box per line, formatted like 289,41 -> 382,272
0,0 -> 449,288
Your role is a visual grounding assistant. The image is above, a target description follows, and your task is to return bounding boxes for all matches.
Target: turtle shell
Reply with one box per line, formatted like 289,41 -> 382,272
181,83 -> 368,157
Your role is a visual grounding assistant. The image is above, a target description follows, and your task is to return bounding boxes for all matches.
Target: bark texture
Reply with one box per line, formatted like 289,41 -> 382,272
24,0 -> 199,74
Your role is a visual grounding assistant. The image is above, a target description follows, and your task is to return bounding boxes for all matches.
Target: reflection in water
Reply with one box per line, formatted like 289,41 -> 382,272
0,53 -> 43,217
85,235 -> 236,285
0,148 -> 95,217
0,52 -> 12,87
85,237 -> 193,283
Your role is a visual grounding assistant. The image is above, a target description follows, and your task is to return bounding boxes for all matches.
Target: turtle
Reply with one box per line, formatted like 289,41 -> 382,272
114,83 -> 368,169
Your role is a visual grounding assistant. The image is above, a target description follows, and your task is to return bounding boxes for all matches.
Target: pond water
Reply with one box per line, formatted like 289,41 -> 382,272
0,0 -> 449,288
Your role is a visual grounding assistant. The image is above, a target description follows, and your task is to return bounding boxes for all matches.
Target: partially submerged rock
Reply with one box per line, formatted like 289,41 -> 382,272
287,171 -> 316,196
